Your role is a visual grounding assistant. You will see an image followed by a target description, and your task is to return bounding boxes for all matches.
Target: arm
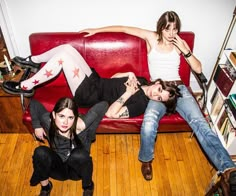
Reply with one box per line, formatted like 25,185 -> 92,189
29,99 -> 50,141
79,25 -> 152,41
173,34 -> 202,73
105,78 -> 139,118
111,72 -> 139,85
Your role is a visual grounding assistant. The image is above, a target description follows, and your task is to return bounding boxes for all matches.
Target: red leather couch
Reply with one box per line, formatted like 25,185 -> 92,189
22,32 -> 206,134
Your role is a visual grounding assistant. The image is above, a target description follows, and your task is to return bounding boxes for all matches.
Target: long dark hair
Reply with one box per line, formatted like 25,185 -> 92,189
49,97 -> 82,148
156,11 -> 181,42
149,79 -> 182,114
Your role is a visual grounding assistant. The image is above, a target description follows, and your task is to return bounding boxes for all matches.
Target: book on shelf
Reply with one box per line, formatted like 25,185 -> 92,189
229,94 -> 236,108
225,98 -> 236,120
220,117 -> 229,135
210,89 -> 224,116
217,110 -> 228,131
223,118 -> 232,144
213,65 -> 234,97
230,51 -> 236,67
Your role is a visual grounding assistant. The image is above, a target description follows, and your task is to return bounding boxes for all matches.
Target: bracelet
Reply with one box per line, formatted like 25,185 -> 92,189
183,51 -> 192,58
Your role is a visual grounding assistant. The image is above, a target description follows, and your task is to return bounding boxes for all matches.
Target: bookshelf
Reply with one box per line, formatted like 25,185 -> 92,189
206,50 -> 236,156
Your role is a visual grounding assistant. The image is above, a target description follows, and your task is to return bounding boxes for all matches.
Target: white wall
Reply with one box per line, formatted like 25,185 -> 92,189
1,0 -> 236,91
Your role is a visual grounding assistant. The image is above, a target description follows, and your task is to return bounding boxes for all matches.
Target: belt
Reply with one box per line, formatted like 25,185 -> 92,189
166,80 -> 183,86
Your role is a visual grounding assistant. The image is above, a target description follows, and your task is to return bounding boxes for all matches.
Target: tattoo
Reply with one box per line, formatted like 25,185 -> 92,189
119,109 -> 129,118
117,97 -> 125,104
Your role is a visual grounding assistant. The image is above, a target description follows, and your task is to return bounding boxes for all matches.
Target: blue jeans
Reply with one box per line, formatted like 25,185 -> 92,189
139,85 -> 235,172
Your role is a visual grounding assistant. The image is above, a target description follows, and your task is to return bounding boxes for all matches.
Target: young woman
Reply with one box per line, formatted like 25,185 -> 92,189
79,10 -> 236,190
29,97 -> 108,196
3,44 -> 181,118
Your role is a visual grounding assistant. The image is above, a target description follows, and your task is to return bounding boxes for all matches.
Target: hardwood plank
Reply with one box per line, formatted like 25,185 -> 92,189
103,134 -> 111,196
132,134 -> 146,196
96,134 -> 104,195
109,134 -> 117,196
126,134 -> 138,196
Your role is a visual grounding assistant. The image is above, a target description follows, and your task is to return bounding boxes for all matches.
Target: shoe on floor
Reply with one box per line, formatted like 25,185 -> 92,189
83,188 -> 94,196
39,181 -> 53,196
221,168 -> 236,195
12,56 -> 41,73
141,161 -> 153,181
2,81 -> 34,97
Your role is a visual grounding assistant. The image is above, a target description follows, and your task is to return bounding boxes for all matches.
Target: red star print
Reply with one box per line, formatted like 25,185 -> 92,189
44,70 -> 53,78
58,59 -> 63,66
21,85 -> 28,90
33,80 -> 39,85
73,68 -> 80,78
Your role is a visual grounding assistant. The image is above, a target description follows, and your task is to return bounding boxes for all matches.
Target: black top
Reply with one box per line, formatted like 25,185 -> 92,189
74,69 -> 149,117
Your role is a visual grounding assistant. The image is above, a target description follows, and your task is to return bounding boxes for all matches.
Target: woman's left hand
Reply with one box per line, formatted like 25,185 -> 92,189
124,78 -> 139,95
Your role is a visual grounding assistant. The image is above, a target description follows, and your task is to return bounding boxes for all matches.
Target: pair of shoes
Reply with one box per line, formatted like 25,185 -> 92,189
141,161 -> 152,181
83,188 -> 94,196
12,56 -> 41,73
39,181 -> 53,196
2,81 -> 34,97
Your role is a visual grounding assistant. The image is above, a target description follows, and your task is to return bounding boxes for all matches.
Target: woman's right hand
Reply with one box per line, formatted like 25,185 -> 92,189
79,28 -> 97,37
34,128 -> 46,141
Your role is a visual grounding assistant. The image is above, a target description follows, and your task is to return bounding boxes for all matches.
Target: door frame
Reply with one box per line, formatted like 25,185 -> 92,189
0,0 -> 18,58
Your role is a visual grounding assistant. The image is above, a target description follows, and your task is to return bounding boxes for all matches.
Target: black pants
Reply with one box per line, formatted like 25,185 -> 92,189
30,146 -> 93,190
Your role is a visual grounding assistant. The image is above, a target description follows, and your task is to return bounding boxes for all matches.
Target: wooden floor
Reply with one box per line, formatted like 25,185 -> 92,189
0,132 -> 215,196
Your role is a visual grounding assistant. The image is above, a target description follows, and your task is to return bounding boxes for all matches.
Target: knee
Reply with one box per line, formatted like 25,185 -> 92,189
69,148 -> 91,165
92,101 -> 109,114
142,108 -> 160,126
33,146 -> 50,160
62,44 -> 78,53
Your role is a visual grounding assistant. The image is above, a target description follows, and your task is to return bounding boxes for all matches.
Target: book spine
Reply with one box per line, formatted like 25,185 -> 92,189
213,66 -> 234,97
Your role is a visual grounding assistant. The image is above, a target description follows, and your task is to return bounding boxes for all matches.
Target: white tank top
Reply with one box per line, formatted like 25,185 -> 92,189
148,48 -> 181,81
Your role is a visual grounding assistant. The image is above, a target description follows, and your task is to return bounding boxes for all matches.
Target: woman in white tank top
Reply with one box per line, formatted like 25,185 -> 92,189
80,11 -> 236,191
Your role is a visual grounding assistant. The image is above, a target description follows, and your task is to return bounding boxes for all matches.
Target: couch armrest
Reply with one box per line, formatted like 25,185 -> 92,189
192,71 -> 208,110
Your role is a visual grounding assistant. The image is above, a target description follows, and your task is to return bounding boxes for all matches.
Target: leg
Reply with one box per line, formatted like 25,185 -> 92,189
78,101 -> 109,153
139,100 -> 166,162
4,44 -> 92,96
138,100 -> 166,180
67,148 -> 94,192
176,85 -> 235,172
30,146 -> 68,186
23,45 -> 92,95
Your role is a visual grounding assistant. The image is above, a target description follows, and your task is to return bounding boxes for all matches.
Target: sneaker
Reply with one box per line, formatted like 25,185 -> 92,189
39,181 -> 53,196
12,56 -> 41,73
2,81 -> 34,97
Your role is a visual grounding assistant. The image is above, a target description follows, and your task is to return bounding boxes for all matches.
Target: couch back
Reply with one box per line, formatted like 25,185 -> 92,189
29,32 -> 194,110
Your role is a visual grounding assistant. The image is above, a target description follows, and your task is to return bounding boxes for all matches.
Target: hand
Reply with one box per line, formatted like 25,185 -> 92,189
172,34 -> 189,54
124,78 -> 139,95
79,28 -> 96,37
127,72 -> 140,85
35,128 -> 46,141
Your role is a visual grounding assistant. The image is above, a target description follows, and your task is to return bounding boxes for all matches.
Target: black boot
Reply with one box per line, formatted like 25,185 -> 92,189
2,81 -> 34,97
12,56 -> 41,73
39,181 -> 53,196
